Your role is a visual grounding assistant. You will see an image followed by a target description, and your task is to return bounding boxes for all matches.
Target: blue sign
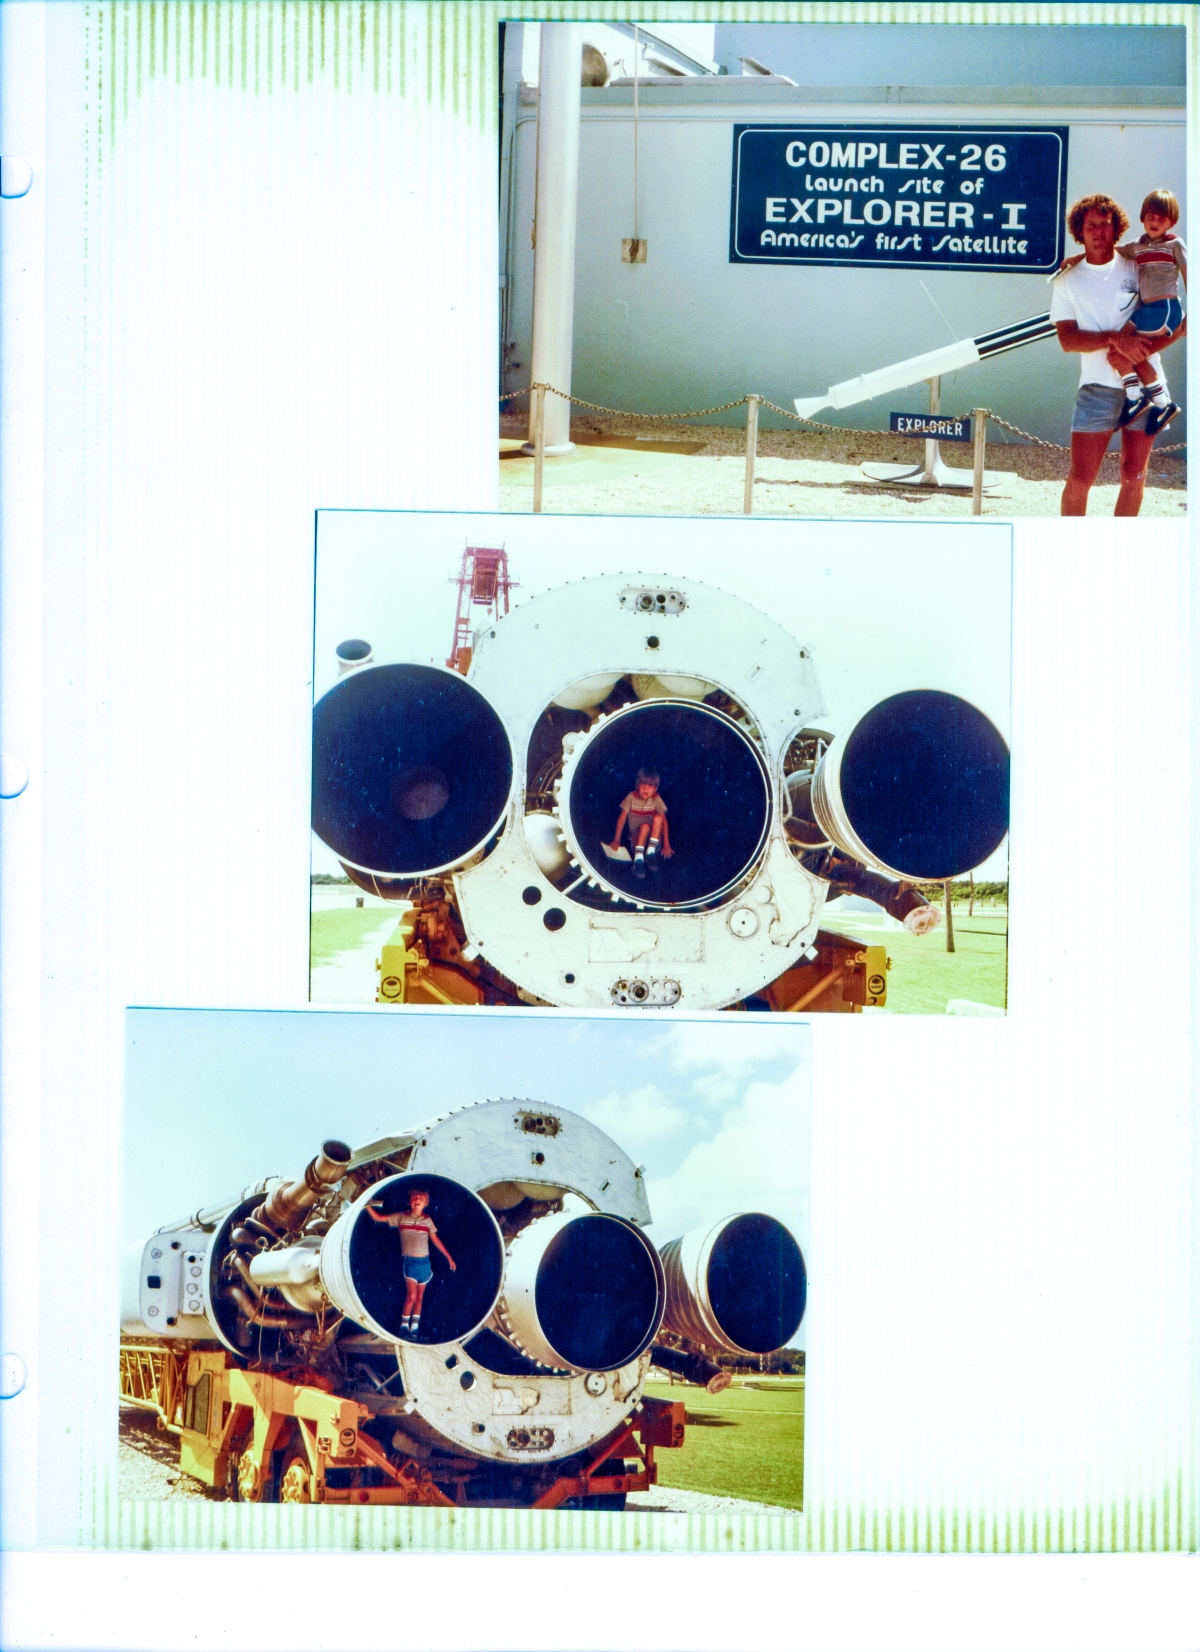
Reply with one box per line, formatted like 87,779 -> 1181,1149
889,413 -> 972,442
730,125 -> 1067,273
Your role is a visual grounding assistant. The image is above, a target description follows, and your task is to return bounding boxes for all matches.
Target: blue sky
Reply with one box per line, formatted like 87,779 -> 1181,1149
124,1007 -> 811,1343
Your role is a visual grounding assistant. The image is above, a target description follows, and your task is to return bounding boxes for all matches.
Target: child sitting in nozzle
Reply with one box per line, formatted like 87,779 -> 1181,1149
367,1187 -> 456,1339
1062,188 -> 1186,433
608,769 -> 672,880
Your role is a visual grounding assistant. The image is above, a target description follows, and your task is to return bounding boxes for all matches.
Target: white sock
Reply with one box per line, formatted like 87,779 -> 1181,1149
1145,378 -> 1170,406
1122,372 -> 1141,401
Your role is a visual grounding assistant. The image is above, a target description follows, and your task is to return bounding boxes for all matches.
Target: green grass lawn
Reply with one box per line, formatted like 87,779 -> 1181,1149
310,907 -> 399,969
820,912 -> 1008,1014
646,1374 -> 805,1511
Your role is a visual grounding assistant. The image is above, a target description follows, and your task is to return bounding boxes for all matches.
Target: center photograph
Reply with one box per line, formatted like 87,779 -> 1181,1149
310,510 -> 1012,1016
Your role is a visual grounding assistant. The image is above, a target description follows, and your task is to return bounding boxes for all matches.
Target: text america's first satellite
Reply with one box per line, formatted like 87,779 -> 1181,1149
310,569 -> 1009,1013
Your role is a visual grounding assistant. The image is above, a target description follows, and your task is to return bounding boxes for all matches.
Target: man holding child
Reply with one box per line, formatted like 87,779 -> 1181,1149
1051,191 -> 1186,517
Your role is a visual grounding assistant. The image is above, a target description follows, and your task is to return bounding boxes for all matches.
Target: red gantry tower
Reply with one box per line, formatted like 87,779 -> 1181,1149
447,544 -> 515,674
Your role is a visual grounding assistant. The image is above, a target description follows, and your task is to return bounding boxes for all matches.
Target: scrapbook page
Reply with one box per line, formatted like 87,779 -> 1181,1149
0,4 -> 1196,1649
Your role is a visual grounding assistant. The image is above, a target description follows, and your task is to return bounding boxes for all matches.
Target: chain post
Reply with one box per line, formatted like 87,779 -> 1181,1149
743,395 -> 760,514
971,409 -> 988,515
532,384 -> 546,513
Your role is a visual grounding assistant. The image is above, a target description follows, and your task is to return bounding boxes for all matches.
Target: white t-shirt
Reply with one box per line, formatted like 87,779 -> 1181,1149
1048,255 -> 1162,389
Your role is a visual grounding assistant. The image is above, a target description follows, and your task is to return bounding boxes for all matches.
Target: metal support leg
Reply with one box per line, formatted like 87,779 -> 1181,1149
861,377 -> 1015,494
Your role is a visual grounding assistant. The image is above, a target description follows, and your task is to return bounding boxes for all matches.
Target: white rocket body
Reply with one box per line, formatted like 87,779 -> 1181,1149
456,575 -> 832,1010
794,337 -> 981,418
793,311 -> 1056,419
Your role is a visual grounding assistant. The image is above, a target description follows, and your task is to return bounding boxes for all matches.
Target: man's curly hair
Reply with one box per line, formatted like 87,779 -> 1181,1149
1066,194 -> 1130,245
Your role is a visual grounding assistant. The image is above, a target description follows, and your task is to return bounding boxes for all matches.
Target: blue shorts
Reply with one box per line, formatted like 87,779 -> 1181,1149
1070,384 -> 1153,435
402,1255 -> 433,1284
1130,297 -> 1183,336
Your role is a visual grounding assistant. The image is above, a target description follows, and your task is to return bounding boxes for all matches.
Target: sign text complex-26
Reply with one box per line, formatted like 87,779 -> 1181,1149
730,125 -> 1067,273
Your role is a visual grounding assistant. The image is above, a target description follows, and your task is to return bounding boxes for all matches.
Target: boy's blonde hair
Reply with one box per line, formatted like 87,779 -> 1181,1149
1140,188 -> 1180,226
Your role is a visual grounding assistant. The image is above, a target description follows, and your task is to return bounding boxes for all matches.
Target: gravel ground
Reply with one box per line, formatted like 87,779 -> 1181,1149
626,1485 -> 799,1516
119,1404 -> 221,1501
500,413 -> 1185,519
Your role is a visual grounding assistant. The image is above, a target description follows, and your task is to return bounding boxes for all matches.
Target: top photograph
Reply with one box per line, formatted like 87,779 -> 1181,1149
498,19 -> 1186,520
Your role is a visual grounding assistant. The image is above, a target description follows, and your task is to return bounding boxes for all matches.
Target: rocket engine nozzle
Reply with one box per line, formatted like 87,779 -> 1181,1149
499,1210 -> 666,1373
255,1138 -> 352,1235
660,1213 -> 806,1357
320,1173 -> 506,1347
562,699 -> 773,909
312,663 -> 514,879
793,689 -> 1009,881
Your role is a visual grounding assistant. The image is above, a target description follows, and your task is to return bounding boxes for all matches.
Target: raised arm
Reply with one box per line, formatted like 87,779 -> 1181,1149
365,1201 -> 390,1223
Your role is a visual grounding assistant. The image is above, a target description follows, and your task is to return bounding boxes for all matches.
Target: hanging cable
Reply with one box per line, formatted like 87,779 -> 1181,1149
632,25 -> 639,246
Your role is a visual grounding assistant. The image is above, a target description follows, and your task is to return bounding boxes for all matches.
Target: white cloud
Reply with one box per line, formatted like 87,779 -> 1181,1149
643,1071 -> 811,1254
576,1083 -> 688,1159
662,1020 -> 811,1082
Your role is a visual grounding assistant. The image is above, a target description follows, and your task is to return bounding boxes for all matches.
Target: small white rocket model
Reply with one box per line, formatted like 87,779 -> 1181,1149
793,312 -> 1056,420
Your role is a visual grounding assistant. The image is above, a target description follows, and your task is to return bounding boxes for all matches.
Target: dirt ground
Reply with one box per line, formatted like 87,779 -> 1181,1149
500,412 -> 1186,519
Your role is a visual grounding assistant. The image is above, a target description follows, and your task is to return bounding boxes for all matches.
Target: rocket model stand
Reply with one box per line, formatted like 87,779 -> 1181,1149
794,312 -> 1056,495
860,375 -> 1018,494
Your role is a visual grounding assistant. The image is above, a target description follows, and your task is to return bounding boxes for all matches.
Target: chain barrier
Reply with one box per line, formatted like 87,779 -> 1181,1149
984,407 -> 1184,456
757,396 -> 895,437
530,381 -> 750,420
503,384 -> 1186,455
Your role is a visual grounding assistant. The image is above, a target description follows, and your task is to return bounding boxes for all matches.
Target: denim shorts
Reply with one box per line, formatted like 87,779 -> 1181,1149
1071,383 -> 1151,434
403,1255 -> 433,1284
1130,296 -> 1183,335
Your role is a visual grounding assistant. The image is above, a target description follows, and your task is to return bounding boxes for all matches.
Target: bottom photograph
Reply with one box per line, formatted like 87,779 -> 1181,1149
120,1008 -> 809,1516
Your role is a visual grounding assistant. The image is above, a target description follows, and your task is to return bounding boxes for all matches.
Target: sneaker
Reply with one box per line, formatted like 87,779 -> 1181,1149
408,1320 -> 421,1339
1117,394 -> 1150,428
1146,400 -> 1180,435
633,857 -> 646,880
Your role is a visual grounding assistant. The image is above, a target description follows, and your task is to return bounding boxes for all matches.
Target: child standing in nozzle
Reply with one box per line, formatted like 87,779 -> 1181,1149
1061,189 -> 1186,433
367,1187 -> 456,1339
608,768 -> 672,880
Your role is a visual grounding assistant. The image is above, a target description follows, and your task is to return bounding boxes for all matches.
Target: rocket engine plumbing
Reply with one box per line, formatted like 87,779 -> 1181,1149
311,572 -> 1009,1012
120,1100 -> 806,1507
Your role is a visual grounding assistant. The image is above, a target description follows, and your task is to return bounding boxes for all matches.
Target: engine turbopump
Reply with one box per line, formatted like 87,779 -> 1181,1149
311,574 -> 1009,1009
120,1100 -> 806,1506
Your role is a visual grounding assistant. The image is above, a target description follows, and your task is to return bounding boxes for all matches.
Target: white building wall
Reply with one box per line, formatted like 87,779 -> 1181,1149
503,89 -> 1185,444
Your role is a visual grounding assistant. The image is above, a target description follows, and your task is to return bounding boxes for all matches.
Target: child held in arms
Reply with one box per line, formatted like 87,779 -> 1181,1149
1062,188 -> 1186,433
367,1186 -> 456,1339
607,768 -> 672,880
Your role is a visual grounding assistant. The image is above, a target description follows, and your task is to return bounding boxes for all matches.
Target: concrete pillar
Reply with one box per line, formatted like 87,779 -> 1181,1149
524,23 -> 583,456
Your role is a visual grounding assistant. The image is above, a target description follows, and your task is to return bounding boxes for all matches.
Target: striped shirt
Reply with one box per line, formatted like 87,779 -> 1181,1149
396,1214 -> 436,1257
1118,233 -> 1186,305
